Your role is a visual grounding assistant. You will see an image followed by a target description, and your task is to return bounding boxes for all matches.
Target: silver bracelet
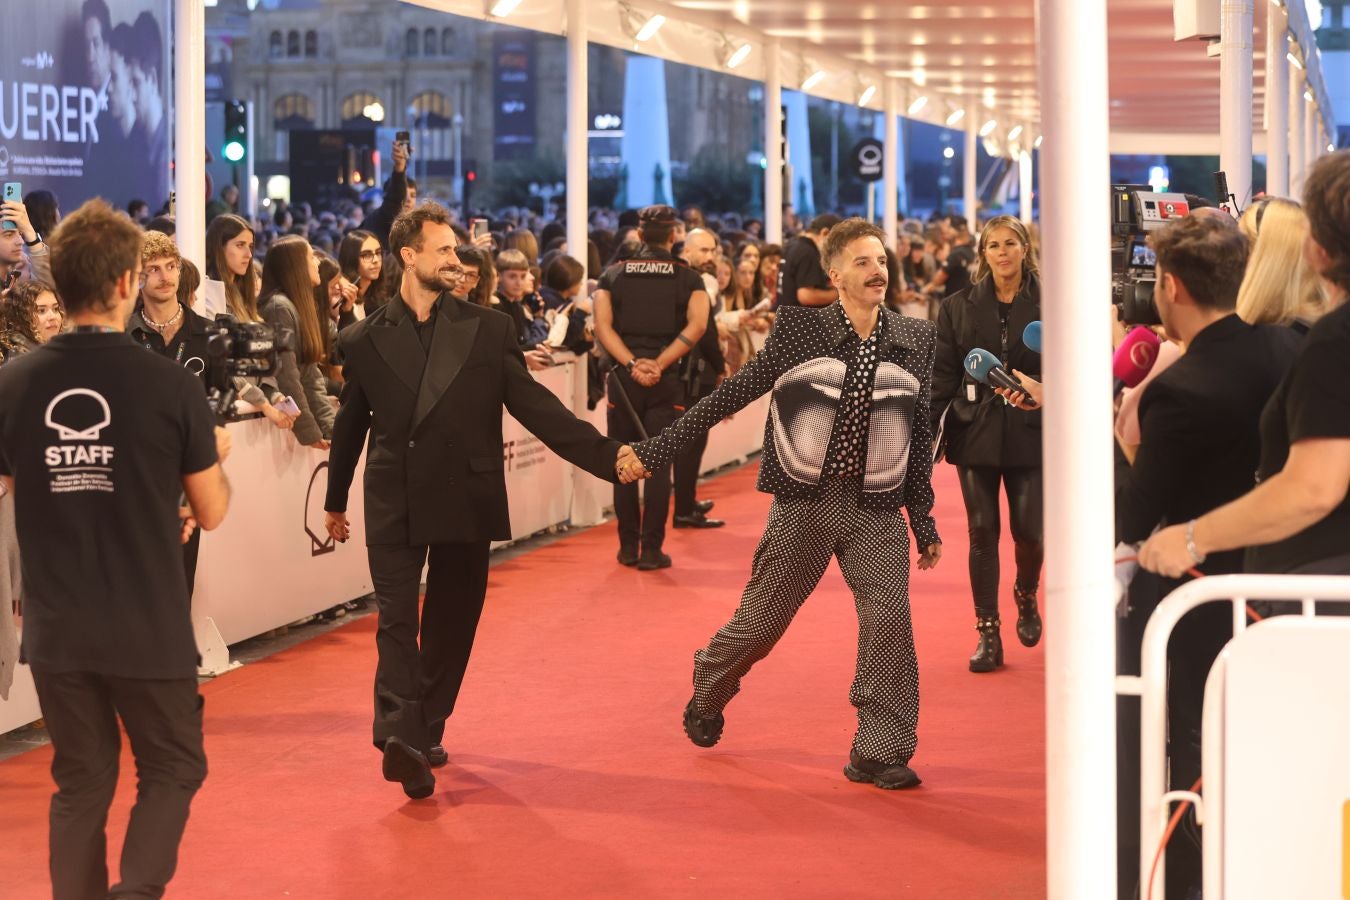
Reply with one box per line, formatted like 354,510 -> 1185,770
1184,519 -> 1207,566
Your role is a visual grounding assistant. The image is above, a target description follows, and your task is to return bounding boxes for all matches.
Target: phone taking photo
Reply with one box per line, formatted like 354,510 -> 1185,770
471,218 -> 489,240
1,182 -> 21,231
395,130 -> 412,155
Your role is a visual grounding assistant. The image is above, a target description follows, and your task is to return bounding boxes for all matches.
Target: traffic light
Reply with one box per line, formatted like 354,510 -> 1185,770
462,161 -> 477,216
222,100 -> 247,164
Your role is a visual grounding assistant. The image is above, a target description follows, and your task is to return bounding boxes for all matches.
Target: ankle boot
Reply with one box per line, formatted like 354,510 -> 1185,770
969,615 -> 1004,673
1014,585 -> 1043,648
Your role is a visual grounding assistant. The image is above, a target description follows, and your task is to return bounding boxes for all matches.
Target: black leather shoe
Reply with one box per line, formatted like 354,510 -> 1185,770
969,615 -> 1004,673
617,545 -> 639,567
637,550 -> 672,570
1014,585 -> 1043,648
683,697 -> 724,747
673,512 -> 725,529
843,749 -> 921,790
382,737 -> 435,799
695,499 -> 715,515
426,744 -> 448,768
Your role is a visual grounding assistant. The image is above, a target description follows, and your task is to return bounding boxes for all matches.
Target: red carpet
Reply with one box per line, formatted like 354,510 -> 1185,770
0,461 -> 1045,898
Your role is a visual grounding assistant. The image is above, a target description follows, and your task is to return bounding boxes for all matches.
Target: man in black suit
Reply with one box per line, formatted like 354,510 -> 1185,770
324,202 -> 640,799
1113,213 -> 1300,898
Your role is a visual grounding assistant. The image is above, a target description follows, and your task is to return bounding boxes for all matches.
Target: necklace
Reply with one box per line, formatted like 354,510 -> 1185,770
142,303 -> 183,332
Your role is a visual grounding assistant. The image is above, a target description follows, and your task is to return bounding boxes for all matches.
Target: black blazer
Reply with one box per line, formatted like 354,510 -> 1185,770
1116,314 -> 1300,573
325,295 -> 622,546
633,303 -> 940,549
931,273 -> 1043,468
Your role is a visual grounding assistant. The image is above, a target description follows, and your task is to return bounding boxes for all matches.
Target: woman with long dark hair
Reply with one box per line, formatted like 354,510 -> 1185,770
337,229 -> 388,325
931,215 -> 1044,673
205,214 -> 259,322
258,236 -> 334,448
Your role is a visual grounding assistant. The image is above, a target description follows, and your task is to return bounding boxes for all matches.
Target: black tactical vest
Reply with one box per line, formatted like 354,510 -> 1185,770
610,248 -> 691,359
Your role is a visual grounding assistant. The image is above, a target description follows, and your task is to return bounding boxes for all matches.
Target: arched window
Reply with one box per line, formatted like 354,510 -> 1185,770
409,90 -> 452,128
286,30 -> 300,58
341,91 -> 385,128
423,28 -> 436,56
405,27 -> 418,57
269,31 -> 283,59
274,94 -> 316,131
304,30 -> 317,58
441,27 -> 456,55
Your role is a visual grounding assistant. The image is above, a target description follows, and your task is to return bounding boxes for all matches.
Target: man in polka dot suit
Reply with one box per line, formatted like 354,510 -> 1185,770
625,218 -> 944,789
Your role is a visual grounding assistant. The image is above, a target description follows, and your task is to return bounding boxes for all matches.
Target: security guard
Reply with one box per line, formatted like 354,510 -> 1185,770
593,205 -> 710,570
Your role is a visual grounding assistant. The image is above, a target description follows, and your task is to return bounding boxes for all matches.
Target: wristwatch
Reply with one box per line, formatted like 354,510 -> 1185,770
625,359 -> 637,374
23,232 -> 42,247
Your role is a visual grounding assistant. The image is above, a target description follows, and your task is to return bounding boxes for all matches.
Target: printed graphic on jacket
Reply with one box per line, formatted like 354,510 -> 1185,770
769,358 -> 917,493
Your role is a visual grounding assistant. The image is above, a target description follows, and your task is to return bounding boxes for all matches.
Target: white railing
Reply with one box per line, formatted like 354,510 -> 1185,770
1117,573 -> 1350,900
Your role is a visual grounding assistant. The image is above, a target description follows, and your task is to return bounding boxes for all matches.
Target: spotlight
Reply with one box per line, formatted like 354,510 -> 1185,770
980,118 -> 997,136
802,69 -> 827,91
489,0 -> 523,16
946,108 -> 965,126
635,13 -> 666,42
722,40 -> 752,69
1007,125 -> 1023,141
907,95 -> 928,116
858,85 -> 877,106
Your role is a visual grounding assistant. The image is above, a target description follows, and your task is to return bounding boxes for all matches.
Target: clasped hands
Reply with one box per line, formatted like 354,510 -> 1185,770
616,445 -> 651,484
627,358 -> 662,388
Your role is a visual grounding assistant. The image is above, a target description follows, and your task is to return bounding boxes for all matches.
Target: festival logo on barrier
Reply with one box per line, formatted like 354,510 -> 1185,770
0,0 -> 172,211
305,461 -> 336,557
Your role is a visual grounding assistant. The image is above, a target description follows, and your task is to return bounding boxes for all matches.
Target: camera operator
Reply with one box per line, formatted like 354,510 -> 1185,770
0,200 -> 231,899
1141,150 -> 1350,578
1113,213 -> 1297,899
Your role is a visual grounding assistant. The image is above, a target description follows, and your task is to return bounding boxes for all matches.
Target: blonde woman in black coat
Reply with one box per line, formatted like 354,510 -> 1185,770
931,215 -> 1043,672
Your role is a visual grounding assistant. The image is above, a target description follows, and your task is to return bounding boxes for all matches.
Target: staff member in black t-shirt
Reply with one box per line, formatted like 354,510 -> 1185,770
924,214 -> 977,300
0,201 -> 231,900
777,214 -> 841,307
1141,150 -> 1350,578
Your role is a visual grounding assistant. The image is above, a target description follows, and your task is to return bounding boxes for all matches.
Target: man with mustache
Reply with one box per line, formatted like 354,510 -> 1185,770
624,218 -> 944,788
324,202 -> 642,800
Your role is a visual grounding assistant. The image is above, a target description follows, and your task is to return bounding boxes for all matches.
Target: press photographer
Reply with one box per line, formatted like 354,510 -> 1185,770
0,200 -> 231,899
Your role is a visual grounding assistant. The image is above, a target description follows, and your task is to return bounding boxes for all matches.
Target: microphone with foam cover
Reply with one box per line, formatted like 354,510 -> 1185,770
1023,321 -> 1042,353
1112,326 -> 1162,389
964,347 -> 1028,395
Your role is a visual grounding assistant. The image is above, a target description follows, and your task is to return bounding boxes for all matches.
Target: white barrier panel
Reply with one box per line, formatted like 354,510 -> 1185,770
1210,617 -> 1350,900
192,419 -> 373,647
497,360 -> 577,546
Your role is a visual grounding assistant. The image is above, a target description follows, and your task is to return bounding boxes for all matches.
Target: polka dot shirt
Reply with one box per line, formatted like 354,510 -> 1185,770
824,304 -> 884,479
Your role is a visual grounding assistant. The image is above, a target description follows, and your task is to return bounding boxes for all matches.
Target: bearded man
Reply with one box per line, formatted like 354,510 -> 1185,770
324,202 -> 639,799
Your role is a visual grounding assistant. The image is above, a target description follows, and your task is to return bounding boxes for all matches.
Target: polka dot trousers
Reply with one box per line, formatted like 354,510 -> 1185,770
692,477 -> 921,765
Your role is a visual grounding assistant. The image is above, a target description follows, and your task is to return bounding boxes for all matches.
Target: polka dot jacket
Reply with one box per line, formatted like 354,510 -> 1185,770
633,303 -> 941,549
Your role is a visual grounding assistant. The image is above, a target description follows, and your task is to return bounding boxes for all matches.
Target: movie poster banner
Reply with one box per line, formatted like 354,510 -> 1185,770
0,0 -> 172,212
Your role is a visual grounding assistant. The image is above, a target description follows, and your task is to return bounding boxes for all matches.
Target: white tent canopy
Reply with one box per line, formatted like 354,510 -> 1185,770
409,0 -> 1334,155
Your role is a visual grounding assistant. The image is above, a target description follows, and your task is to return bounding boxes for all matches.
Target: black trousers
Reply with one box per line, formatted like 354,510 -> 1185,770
367,541 -> 490,752
31,670 -> 206,900
672,423 -> 710,518
607,369 -> 682,551
955,465 -> 1044,617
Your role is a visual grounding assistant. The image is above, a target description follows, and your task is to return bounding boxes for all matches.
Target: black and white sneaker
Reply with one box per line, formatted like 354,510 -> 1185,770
843,749 -> 921,790
682,698 -> 724,748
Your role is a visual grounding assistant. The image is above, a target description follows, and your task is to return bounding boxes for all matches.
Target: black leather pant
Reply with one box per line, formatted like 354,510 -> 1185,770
955,465 -> 1044,617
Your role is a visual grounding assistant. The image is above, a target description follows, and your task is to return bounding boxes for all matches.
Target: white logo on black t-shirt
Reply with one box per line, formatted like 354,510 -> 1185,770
43,389 -> 116,494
